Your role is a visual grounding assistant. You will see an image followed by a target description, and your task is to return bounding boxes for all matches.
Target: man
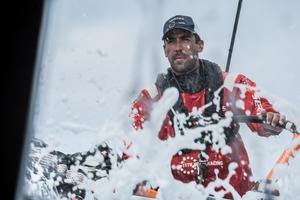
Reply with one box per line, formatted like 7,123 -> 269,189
130,15 -> 287,199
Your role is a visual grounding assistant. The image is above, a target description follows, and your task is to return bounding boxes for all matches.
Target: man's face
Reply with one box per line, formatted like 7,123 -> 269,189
163,29 -> 203,74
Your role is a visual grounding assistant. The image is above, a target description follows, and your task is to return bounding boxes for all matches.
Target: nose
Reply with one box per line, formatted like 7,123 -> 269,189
175,39 -> 183,51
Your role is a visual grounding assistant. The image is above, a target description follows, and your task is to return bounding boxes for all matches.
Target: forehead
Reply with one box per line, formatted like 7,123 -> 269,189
165,29 -> 194,38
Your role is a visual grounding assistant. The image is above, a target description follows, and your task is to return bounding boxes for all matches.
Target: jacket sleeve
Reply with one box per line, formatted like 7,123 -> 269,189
129,84 -> 160,130
223,73 -> 280,137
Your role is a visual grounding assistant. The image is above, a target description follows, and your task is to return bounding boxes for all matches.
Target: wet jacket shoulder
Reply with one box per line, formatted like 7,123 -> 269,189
130,60 -> 280,137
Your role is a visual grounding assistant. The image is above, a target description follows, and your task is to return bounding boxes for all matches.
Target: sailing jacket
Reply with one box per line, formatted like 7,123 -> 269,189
130,59 -> 280,198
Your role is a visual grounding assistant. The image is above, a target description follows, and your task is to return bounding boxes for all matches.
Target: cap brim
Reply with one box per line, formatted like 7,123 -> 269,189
162,26 -> 196,40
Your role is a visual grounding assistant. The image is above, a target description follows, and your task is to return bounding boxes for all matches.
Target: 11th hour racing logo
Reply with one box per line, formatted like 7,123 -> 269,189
172,156 -> 224,176
199,159 -> 223,166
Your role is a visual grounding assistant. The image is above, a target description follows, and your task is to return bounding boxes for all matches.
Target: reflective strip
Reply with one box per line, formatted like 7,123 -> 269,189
145,84 -> 159,98
223,73 -> 238,91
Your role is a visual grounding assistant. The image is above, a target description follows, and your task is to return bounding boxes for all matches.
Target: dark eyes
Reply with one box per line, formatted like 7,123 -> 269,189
166,38 -> 175,44
166,37 -> 192,44
183,37 -> 191,41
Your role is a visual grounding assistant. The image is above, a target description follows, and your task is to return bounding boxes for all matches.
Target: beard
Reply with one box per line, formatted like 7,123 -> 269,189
170,54 -> 199,74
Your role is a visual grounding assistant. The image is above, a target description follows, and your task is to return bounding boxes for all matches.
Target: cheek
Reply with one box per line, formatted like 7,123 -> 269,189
183,44 -> 194,53
165,47 -> 172,56
164,47 -> 168,56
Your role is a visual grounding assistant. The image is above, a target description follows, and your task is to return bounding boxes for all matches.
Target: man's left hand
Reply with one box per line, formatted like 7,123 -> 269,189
263,112 -> 287,134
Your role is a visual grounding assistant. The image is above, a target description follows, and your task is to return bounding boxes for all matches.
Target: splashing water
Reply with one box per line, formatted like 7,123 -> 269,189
24,86 -> 300,200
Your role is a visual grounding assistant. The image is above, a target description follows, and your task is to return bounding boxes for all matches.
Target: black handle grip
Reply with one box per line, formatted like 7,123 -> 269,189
233,115 -> 299,134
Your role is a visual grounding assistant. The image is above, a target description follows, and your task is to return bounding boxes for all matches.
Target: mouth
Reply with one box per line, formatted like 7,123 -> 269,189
174,56 -> 186,61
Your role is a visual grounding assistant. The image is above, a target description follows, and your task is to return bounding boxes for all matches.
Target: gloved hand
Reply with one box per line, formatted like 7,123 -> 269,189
133,180 -> 159,198
252,179 -> 280,196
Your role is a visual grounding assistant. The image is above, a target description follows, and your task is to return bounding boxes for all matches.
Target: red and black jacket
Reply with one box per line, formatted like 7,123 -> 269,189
130,59 -> 279,198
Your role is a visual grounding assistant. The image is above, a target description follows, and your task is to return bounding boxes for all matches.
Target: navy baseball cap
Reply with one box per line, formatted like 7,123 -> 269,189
162,15 -> 200,40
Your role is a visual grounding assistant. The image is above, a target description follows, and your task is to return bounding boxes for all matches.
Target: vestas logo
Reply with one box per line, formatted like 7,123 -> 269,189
252,94 -> 263,112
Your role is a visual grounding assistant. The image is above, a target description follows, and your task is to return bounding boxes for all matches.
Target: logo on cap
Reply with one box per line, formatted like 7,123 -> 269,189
169,21 -> 176,29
